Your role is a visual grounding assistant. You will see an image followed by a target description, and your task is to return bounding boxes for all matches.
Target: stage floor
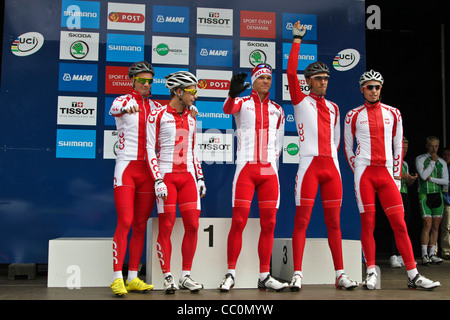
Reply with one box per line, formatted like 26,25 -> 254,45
1,258 -> 449,302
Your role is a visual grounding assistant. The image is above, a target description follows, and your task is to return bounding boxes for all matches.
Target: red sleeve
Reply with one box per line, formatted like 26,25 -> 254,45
287,42 -> 307,105
223,95 -> 244,114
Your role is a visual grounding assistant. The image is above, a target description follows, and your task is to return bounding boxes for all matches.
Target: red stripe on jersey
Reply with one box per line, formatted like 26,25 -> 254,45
172,109 -> 189,172
366,103 -> 386,166
137,99 -> 148,160
316,97 -> 332,156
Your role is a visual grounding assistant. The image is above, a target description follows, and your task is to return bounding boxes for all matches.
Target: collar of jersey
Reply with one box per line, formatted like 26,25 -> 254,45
167,104 -> 188,115
131,89 -> 149,101
364,100 -> 381,108
251,89 -> 270,103
309,92 -> 325,101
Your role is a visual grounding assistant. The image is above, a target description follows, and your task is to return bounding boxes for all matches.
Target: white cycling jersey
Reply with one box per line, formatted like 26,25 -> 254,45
223,90 -> 285,164
110,90 -> 162,161
287,42 -> 340,159
344,101 -> 403,176
146,104 -> 203,181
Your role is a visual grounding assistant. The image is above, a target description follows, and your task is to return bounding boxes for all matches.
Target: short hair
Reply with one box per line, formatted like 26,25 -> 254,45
426,136 -> 440,144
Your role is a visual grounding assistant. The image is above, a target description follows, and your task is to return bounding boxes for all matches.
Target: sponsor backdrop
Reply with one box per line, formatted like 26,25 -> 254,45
0,0 -> 365,263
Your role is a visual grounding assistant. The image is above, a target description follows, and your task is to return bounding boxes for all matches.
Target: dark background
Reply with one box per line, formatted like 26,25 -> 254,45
365,0 -> 449,257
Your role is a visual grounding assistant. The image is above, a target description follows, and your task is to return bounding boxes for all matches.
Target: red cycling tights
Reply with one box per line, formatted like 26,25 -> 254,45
227,162 -> 279,273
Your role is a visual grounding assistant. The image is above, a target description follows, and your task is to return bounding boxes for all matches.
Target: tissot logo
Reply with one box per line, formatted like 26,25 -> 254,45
197,7 -> 233,35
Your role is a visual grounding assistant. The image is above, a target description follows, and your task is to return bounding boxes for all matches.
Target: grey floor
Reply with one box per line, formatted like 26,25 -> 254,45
1,259 -> 449,301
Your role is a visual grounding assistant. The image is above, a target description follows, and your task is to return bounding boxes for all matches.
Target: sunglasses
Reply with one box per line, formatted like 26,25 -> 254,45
254,63 -> 272,71
133,77 -> 153,84
364,84 -> 381,90
310,75 -> 330,81
183,88 -> 198,95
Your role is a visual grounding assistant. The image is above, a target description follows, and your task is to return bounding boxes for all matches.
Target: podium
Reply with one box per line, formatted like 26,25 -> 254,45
271,238 -> 362,284
146,217 -> 260,289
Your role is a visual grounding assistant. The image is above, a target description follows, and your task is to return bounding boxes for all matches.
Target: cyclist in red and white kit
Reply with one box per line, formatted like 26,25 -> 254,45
146,71 -> 205,294
217,63 -> 287,292
344,69 -> 440,290
109,61 -> 160,296
287,21 -> 357,291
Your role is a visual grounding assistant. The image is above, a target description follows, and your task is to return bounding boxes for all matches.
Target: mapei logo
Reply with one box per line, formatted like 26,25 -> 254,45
11,32 -> 44,56
197,38 -> 232,67
153,5 -> 190,33
59,63 -> 98,92
282,13 -> 317,41
333,49 -> 360,71
200,49 -> 229,57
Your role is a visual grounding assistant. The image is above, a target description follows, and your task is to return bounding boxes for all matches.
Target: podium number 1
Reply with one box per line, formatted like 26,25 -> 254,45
204,225 -> 213,247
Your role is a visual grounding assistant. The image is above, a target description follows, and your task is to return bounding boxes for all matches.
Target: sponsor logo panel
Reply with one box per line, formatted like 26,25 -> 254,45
56,129 -> 96,159
196,69 -> 233,98
153,5 -> 190,33
59,31 -> 99,61
197,7 -> 233,36
58,62 -> 98,92
282,135 -> 300,164
282,73 -> 310,101
107,2 -> 146,31
57,96 -> 97,126
282,13 -> 317,41
282,43 -> 317,70
282,104 -> 297,132
61,0 -> 100,29
103,130 -> 118,159
152,36 -> 189,65
197,133 -> 233,163
197,38 -> 233,67
106,33 -> 145,63
104,97 -> 116,126
239,40 -> 276,69
151,67 -> 189,95
240,11 -> 276,38
196,101 -> 232,130
105,66 -> 132,95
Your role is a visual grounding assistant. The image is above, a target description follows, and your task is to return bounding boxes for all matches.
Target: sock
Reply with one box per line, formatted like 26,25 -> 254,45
259,272 -> 269,281
181,270 -> 190,279
293,270 -> 303,278
367,267 -> 377,276
335,269 -> 345,279
227,269 -> 236,277
163,272 -> 172,279
127,270 -> 138,282
113,271 -> 123,281
429,245 -> 436,256
407,268 -> 419,280
421,245 -> 428,257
